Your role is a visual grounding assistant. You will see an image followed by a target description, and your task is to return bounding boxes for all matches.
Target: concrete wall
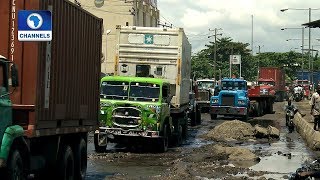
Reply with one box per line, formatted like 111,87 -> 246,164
69,0 -> 159,73
294,114 -> 320,150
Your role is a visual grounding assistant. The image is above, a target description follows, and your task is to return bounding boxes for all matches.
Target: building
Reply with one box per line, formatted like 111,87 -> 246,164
70,0 -> 159,73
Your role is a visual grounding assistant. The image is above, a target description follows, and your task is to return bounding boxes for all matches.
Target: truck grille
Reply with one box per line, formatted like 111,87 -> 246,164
198,90 -> 210,101
221,95 -> 235,106
112,107 -> 141,127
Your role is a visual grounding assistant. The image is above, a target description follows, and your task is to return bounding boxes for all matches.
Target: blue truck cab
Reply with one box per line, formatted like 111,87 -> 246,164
210,78 -> 249,120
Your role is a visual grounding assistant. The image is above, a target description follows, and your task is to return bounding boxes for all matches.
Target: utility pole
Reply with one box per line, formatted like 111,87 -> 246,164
257,45 -> 261,81
209,28 -> 222,84
251,15 -> 254,55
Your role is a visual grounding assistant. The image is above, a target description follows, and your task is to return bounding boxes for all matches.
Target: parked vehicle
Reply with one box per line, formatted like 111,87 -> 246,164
247,82 -> 275,116
210,78 -> 249,121
259,67 -> 286,102
95,26 -> 200,152
0,0 -> 102,179
195,79 -> 217,112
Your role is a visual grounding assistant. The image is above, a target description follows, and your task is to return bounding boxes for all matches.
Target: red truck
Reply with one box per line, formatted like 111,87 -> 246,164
0,0 -> 102,179
247,82 -> 275,116
259,67 -> 286,102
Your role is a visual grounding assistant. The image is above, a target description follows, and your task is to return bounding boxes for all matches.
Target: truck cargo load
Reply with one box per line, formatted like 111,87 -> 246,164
0,0 -> 102,179
113,26 -> 191,109
259,67 -> 286,101
0,0 -> 102,137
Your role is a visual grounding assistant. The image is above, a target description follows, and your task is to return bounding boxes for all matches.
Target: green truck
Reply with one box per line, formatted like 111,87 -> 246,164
0,0 -> 102,179
96,76 -> 179,152
94,26 -> 201,152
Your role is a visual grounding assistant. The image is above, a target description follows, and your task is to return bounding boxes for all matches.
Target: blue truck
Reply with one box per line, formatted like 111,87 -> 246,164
210,78 -> 250,120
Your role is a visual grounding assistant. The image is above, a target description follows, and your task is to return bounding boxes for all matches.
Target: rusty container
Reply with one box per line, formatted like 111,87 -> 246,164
0,0 -> 102,137
259,67 -> 285,91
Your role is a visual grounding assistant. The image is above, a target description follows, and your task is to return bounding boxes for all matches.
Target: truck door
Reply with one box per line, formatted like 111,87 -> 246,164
0,61 -> 12,144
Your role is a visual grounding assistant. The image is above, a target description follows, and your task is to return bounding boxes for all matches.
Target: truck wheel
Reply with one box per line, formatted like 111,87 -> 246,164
176,125 -> 183,146
7,149 -> 25,180
75,138 -> 87,180
58,145 -> 75,180
190,110 -> 197,126
157,125 -> 168,153
196,107 -> 202,125
210,114 -> 217,120
94,133 -> 107,153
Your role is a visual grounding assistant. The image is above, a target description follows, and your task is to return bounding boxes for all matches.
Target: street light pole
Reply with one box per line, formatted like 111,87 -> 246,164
309,8 -> 312,85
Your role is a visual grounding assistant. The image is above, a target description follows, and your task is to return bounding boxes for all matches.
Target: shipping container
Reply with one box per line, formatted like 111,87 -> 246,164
259,67 -> 285,91
296,71 -> 320,84
113,26 -> 191,108
0,0 -> 102,137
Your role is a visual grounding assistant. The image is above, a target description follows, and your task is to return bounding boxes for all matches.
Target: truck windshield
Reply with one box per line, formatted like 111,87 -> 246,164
129,82 -> 160,102
222,81 -> 245,90
100,81 -> 129,100
297,80 -> 308,85
197,81 -> 215,89
258,81 -> 275,86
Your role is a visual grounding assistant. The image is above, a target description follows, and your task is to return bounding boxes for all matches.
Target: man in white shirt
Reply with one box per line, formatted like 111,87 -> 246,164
311,87 -> 320,130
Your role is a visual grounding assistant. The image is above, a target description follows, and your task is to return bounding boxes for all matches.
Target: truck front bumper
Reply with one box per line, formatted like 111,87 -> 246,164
96,127 -> 161,139
197,101 -> 210,108
210,106 -> 248,115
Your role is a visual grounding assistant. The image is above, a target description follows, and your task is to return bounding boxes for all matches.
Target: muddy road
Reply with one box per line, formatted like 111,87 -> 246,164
86,101 -> 317,179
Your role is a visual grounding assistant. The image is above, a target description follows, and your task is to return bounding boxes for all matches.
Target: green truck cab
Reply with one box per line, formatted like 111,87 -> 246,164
0,57 -> 25,177
95,76 -> 176,152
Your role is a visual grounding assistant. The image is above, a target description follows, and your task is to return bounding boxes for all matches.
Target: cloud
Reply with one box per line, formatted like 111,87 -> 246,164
158,0 -> 320,54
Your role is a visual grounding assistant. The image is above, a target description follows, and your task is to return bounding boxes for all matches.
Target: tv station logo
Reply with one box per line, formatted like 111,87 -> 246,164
18,10 -> 52,41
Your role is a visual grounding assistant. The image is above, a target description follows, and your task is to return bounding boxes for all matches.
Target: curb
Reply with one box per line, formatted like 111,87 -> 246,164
294,114 -> 320,150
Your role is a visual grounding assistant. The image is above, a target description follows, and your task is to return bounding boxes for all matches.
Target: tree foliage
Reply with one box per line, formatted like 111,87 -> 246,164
191,36 -> 318,82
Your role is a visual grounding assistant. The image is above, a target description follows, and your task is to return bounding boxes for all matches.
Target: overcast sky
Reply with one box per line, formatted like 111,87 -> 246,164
158,0 -> 320,54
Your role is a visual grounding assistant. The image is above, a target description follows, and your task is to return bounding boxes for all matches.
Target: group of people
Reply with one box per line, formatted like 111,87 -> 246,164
286,87 -> 320,131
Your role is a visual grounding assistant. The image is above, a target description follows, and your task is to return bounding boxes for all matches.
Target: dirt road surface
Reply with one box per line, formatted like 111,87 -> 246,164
86,101 -> 317,180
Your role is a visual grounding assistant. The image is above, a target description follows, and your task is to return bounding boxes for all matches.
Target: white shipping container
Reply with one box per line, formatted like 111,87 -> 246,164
114,26 -> 192,109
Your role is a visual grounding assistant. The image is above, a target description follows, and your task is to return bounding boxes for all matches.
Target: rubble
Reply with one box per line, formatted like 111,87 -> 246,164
203,120 -> 255,141
203,120 -> 280,141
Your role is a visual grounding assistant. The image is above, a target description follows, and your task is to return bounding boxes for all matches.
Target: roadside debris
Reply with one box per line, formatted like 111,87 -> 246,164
203,120 -> 280,141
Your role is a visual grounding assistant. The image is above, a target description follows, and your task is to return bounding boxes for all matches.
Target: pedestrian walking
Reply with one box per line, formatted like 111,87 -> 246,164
310,87 -> 320,131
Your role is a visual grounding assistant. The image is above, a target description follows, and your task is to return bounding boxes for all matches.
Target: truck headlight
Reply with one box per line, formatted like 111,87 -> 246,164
100,110 -> 106,115
238,100 -> 246,105
212,99 -> 218,104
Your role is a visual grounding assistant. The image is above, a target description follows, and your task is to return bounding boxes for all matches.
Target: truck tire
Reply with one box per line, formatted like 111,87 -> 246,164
75,138 -> 87,180
210,114 -> 217,120
58,145 -> 75,180
94,133 -> 107,153
196,107 -> 202,125
190,110 -> 197,126
157,124 -> 168,153
7,149 -> 25,180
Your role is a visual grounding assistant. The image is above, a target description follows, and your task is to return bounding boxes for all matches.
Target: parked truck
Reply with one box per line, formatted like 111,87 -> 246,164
210,78 -> 250,120
0,0 -> 102,179
195,79 -> 217,112
259,67 -> 286,102
247,82 -> 275,116
95,26 -> 201,152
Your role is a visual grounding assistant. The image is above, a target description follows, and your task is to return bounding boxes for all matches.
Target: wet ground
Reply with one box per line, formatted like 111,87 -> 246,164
86,101 -> 317,180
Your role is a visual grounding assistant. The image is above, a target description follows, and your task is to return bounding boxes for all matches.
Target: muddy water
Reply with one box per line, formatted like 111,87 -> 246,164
86,102 -> 317,179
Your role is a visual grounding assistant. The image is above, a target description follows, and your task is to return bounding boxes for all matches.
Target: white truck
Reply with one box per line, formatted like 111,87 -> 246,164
96,26 -> 201,151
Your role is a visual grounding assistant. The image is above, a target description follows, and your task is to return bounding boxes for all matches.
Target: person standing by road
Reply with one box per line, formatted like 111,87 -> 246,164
310,87 -> 320,131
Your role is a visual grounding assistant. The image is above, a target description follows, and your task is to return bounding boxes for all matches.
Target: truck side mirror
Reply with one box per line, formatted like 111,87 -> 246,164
11,64 -> 19,87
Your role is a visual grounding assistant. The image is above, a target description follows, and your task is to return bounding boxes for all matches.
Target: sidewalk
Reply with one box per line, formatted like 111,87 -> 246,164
294,100 -> 320,150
